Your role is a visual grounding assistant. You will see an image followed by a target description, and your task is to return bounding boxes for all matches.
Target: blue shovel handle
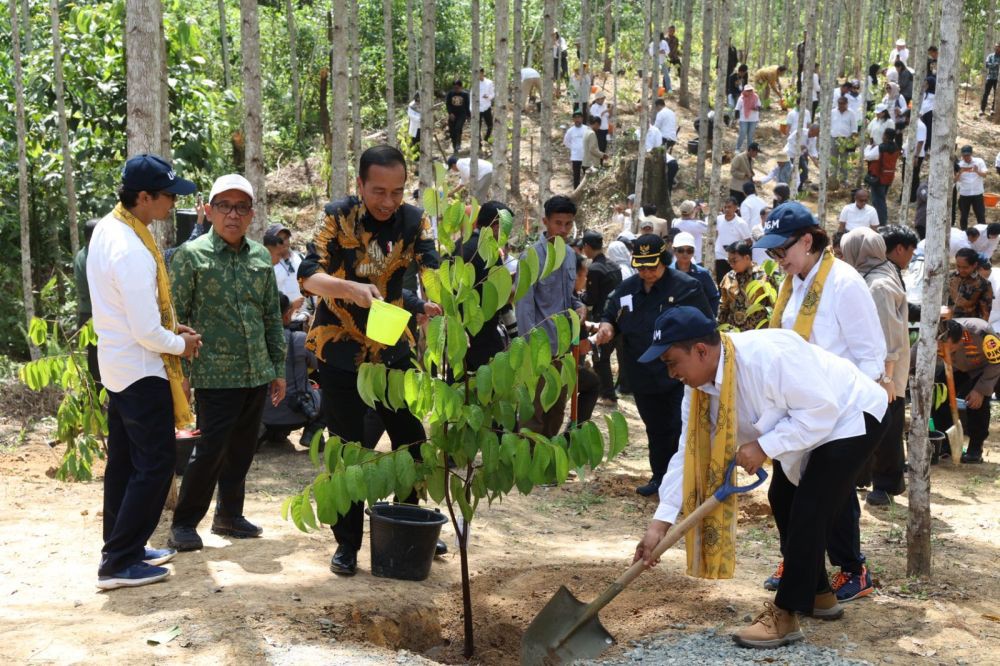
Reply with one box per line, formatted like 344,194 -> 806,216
713,458 -> 768,502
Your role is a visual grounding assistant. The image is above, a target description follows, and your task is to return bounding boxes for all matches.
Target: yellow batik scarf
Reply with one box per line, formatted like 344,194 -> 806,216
682,332 -> 738,579
768,248 -> 834,339
112,203 -> 194,429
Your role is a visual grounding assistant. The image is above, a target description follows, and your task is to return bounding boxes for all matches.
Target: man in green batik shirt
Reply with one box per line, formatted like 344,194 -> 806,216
167,174 -> 286,552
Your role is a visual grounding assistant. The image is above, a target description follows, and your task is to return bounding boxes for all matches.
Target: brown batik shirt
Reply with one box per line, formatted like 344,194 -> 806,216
947,271 -> 994,321
298,196 -> 440,372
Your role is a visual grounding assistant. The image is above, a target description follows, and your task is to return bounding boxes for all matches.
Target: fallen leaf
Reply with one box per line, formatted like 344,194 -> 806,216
145,626 -> 181,645
982,614 -> 1000,623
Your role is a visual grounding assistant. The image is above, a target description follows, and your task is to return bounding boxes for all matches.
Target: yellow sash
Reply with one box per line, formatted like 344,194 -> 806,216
682,332 -> 738,579
768,249 -> 834,339
111,203 -> 194,429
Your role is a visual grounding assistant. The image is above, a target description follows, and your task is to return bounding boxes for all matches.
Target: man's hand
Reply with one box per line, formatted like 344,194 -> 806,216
179,330 -> 203,360
270,378 -> 287,407
633,519 -> 670,566
345,282 -> 382,308
423,302 -> 443,317
966,389 -> 984,410
882,381 -> 897,403
290,296 -> 305,312
575,305 -> 589,323
736,440 -> 767,475
594,322 -> 615,345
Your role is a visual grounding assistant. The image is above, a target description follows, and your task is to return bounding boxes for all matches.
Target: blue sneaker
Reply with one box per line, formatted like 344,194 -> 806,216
763,560 -> 783,591
831,565 -> 874,602
97,562 -> 170,590
143,547 -> 177,566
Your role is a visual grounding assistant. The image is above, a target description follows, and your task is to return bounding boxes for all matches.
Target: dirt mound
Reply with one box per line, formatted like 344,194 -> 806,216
331,601 -> 444,653
738,498 -> 773,523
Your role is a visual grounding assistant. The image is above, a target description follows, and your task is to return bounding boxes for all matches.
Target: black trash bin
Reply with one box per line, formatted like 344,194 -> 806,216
366,503 -> 448,581
928,430 -> 946,465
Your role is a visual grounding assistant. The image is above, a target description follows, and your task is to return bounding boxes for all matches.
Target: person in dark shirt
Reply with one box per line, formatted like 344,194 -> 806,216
461,201 -> 512,370
298,145 -> 443,576
445,79 -> 471,155
74,218 -> 101,385
580,230 -> 622,404
894,60 -> 914,102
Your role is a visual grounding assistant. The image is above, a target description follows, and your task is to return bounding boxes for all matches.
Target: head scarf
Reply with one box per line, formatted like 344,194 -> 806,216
885,81 -> 900,101
840,227 -> 898,285
607,240 -> 637,279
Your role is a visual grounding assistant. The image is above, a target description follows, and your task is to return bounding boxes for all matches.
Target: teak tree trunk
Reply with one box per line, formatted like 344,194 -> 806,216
286,0 -> 303,141
384,0 -> 396,147
418,0 -> 436,191
241,0 -> 268,237
50,0 -> 79,257
707,0 -> 730,273
349,0 -> 363,165
156,1 -> 170,163
406,0 -> 418,101
633,0 -> 653,231
815,0 -> 838,224
538,0 -> 556,215
470,0 -> 481,193
330,0 -> 350,198
897,0 -> 930,224
218,0 -> 231,89
695,0 -> 713,188
492,0 -> 511,200
678,0 -> 695,108
509,0 -> 524,198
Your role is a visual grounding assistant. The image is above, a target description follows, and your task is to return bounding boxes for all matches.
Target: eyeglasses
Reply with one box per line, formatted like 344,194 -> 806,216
212,201 -> 253,217
158,192 -> 178,202
674,247 -> 694,254
765,236 -> 800,260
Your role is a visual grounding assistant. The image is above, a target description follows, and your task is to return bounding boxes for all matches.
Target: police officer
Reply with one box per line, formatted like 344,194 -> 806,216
593,234 -> 713,495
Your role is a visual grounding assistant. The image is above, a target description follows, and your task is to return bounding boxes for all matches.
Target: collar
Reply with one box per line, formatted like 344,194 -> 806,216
697,342 -> 727,397
793,252 -> 825,288
209,227 -> 249,254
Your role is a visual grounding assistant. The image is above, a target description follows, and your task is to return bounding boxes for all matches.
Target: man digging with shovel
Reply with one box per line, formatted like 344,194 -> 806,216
633,307 -> 889,648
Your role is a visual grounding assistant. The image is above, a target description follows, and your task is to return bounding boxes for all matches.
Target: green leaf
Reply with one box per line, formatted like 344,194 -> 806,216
377,454 -> 396,499
553,444 -> 570,484
464,404 -> 486,431
299,486 -> 318,530
524,245 -> 541,284
475,364 -> 492,404
331,474 -> 351,516
496,402 -> 516,431
313,478 -> 339,524
28,317 -> 47,347
540,366 -> 561,412
426,316 -> 446,370
509,337 -> 526,371
531,443 -> 553,485
443,201 -> 465,235
568,309 -> 581,344
560,355 -> 577,396
542,238 -> 559,279
554,315 -> 571,355
568,428 -> 587,469
357,363 -> 377,408
451,473 -> 474,522
513,437 -> 533,494
606,412 -> 629,459
497,208 -> 514,244
387,369 -> 406,411
481,431 -> 500,473
422,187 -> 440,218
422,269 -> 443,306
481,282 -> 500,322
308,427 -> 323,468
464,301 -> 486,336
345,465 -> 366,501
582,421 -> 604,468
394,449 -> 417,498
513,246 -> 539,303
324,436 -> 343,473
404,369 -> 421,408
529,328 -> 552,372
516,384 -> 535,420
551,237 -> 567,276
426,457 -> 447,503
491,352 -> 514,396
487,265 -> 513,307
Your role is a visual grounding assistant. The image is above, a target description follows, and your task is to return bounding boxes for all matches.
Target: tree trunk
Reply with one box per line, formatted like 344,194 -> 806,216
815,0 -> 838,224
406,0 -> 418,101
602,0 -> 613,72
510,0 -> 524,197
759,0 -> 771,70
286,0 -> 303,141
418,0 -> 436,191
633,0 -> 653,230
126,0 -> 162,157
11,0 -> 37,359
897,0 -> 930,224
20,0 -> 30,53
695,0 -> 714,188
330,0 -> 350,198
384,0 -> 396,147
794,1 -> 818,200
707,0 -> 730,273
241,0 -> 267,238
492,0 -> 510,200
611,0 -> 620,155
156,0 -> 170,162
470,0 -> 481,194
581,0 -> 591,69
218,0 -> 232,89
678,0 -> 694,108
538,0 -> 556,213
908,0 -> 959,579
349,0 -> 363,163
50,0 -> 79,258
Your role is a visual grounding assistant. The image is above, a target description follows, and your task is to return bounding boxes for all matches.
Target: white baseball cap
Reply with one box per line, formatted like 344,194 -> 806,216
896,38 -> 906,46
208,174 -> 255,203
672,231 -> 696,248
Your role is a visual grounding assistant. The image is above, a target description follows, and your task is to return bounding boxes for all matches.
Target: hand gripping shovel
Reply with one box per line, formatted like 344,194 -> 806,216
521,460 -> 768,666
942,347 -> 964,465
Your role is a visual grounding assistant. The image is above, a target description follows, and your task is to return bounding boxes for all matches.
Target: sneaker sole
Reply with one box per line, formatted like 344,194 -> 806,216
97,570 -> 169,590
167,539 -> 203,552
732,630 -> 804,648
211,527 -> 263,539
763,580 -> 780,591
836,586 -> 874,603
144,552 -> 177,566
329,565 -> 357,576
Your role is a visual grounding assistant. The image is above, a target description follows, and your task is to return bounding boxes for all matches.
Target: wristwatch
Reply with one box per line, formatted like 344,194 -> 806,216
878,374 -> 893,385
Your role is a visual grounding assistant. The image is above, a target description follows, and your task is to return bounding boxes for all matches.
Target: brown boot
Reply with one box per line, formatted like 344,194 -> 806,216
733,602 -> 804,648
810,591 -> 844,620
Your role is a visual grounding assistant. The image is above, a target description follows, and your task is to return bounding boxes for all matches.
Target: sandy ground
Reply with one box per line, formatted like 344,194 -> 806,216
1,394 -> 999,665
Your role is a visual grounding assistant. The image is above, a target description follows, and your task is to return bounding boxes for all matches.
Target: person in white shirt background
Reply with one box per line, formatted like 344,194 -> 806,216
633,306 -> 889,648
521,67 -> 542,111
977,254 -> 1000,329
563,111 -> 587,188
265,224 -> 311,329
838,189 -> 880,233
589,92 -> 610,151
866,104 -> 893,146
653,98 -> 678,151
477,68 -> 494,144
955,145 -> 989,230
735,85 -> 762,151
406,93 -> 421,147
829,96 -> 859,188
446,155 -> 494,203
552,30 -> 568,81
969,222 -> 1000,258
888,38 -> 909,67
740,182 -> 767,234
639,120 -> 663,153
671,199 -> 708,261
714,197 -> 753,284
88,154 -> 203,590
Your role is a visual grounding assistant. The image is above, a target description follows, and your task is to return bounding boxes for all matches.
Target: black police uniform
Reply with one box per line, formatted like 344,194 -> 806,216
582,253 -> 622,399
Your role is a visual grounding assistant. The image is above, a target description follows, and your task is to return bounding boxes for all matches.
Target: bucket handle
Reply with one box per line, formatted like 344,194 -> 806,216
713,459 -> 768,502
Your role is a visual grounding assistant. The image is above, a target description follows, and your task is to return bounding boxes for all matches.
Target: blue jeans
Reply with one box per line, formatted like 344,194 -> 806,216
736,121 -> 758,151
777,161 -> 793,185
870,182 -> 889,225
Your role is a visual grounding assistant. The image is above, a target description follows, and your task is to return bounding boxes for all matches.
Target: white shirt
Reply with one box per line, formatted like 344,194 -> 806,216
654,107 -> 678,142
882,94 -> 907,123
86,211 -> 186,393
274,252 -> 303,301
563,124 -> 586,161
638,125 -> 663,152
801,72 -> 821,101
714,214 -> 752,260
740,195 -> 767,234
671,217 -> 708,259
750,223 -> 769,265
829,108 -> 858,138
987,269 -> 1000,329
785,107 -> 811,132
839,203 -> 880,230
735,95 -> 760,123
455,157 -> 493,184
406,102 -> 421,138
889,46 -> 909,66
956,157 -> 987,196
521,67 -> 540,81
995,150 -> 1000,169
654,329 -> 889,523
590,102 -> 609,130
866,116 -> 894,146
780,257 -> 886,380
912,119 -> 927,157
478,77 -> 495,111
971,224 -> 1000,257
919,92 -> 935,115
553,36 -> 567,58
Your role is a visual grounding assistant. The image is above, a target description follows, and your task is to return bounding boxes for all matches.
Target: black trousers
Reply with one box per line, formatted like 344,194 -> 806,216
595,129 -> 608,152
920,111 -> 933,152
982,78 -> 998,113
633,384 -> 684,483
932,367 -> 993,456
870,397 -> 906,494
173,385 -> 268,528
100,377 -> 175,576
572,160 -> 583,188
479,108 -> 493,142
448,115 -> 467,153
319,363 -> 425,551
592,341 -> 617,399
768,411 -> 889,614
666,160 -> 679,200
958,194 -> 987,230
906,156 -> 924,204
576,363 -> 600,424
615,339 -> 631,394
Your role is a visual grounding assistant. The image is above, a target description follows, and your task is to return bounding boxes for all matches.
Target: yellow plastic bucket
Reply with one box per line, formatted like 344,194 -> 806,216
366,300 -> 411,345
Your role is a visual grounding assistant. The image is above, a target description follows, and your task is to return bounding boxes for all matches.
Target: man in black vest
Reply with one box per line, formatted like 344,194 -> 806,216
580,230 -> 622,404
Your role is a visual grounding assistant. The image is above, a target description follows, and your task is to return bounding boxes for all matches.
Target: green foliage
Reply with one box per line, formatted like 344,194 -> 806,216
744,260 -> 781,329
18,317 -> 107,481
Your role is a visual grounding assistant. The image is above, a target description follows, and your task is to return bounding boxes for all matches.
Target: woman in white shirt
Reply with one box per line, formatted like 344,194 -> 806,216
753,202 -> 887,604
406,94 -> 421,146
735,85 -> 762,151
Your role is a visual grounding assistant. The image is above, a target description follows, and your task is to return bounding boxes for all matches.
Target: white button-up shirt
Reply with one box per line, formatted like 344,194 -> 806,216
563,124 -> 586,161
714,214 -> 752,260
478,77 -> 495,111
590,102 -> 609,130
830,108 -> 858,138
740,195 -> 767,234
956,157 -> 988,196
654,107 -> 678,142
654,329 -> 889,523
838,203 -> 880,231
638,125 -> 663,152
86,211 -> 186,393
274,252 -> 303,301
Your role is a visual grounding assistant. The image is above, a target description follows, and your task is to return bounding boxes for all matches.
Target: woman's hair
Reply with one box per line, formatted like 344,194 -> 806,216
725,240 -> 754,257
796,226 -> 830,254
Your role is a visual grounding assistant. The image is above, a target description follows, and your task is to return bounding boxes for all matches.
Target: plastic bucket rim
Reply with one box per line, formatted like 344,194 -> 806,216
365,503 -> 449,528
366,299 -> 411,345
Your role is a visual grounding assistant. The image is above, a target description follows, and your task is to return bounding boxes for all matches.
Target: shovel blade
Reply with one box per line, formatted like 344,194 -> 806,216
521,585 -> 615,666
946,423 -> 964,464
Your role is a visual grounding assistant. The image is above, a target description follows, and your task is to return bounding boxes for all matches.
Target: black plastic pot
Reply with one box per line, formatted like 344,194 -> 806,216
366,503 -> 447,581
687,138 -> 699,155
175,430 -> 201,476
929,430 -> 945,465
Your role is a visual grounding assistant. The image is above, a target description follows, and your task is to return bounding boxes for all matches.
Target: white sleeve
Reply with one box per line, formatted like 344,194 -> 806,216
654,388 -> 691,524
113,254 -> 185,356
835,272 -> 888,379
863,144 -> 880,161
838,205 -> 849,223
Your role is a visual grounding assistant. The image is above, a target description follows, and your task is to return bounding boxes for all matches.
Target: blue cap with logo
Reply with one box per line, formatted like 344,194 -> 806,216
121,154 -> 197,195
752,201 -> 818,250
638,306 -> 718,363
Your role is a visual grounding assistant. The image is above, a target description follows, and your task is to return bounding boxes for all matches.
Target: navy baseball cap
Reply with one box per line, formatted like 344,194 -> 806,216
639,306 -> 718,363
121,154 -> 196,195
752,201 -> 818,250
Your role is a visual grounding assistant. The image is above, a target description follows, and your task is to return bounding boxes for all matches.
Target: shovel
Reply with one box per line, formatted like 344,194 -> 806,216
942,348 -> 963,465
521,460 -> 768,666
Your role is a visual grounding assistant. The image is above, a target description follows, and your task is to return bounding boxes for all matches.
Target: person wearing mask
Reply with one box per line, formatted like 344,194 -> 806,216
563,111 -> 588,188
729,143 -> 759,203
718,240 -> 777,331
634,307 -> 889,648
862,127 -> 900,225
714,197 -> 753,283
735,86 -> 762,152
840,228 -> 909,507
671,200 -> 708,261
948,247 -> 994,320
672,232 -> 720,315
593,235 -> 712,496
580,230 -> 623,405
955,145 -> 989,230
477,68 -> 495,144
754,202 -> 888,603
981,43 -> 1000,116
444,79 -> 471,154
589,92 -> 610,152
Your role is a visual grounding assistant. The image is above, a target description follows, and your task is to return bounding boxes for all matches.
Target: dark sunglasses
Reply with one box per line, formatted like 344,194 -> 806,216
212,201 -> 254,217
765,236 -> 800,260
674,247 -> 694,254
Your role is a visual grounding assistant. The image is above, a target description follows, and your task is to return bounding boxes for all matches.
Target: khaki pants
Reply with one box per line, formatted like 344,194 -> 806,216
523,78 -> 542,107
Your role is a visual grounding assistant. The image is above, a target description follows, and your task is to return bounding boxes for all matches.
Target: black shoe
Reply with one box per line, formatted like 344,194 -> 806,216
635,479 -> 661,497
167,525 -> 203,552
435,539 -> 448,556
330,545 -> 358,576
211,515 -> 263,539
961,452 -> 984,464
865,489 -> 891,506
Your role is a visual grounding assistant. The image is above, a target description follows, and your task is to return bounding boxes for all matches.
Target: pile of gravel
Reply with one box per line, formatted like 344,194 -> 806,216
578,627 -> 872,666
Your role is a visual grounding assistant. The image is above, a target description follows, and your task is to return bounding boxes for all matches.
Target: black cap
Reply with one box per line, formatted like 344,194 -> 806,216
961,145 -> 974,154
639,306 -> 718,363
631,234 -> 666,268
121,154 -> 196,195
753,202 -> 818,249
582,230 -> 603,249
263,223 -> 291,246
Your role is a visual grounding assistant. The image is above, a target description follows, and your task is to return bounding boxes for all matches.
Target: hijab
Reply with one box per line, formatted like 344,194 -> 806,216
840,227 -> 895,282
607,240 -> 637,279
